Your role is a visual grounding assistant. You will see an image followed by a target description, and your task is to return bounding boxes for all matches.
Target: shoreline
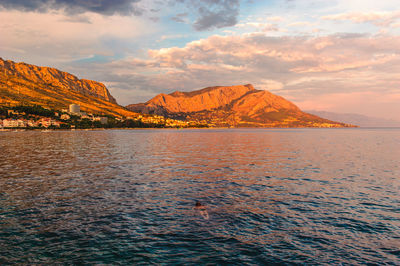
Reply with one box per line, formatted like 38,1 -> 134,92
1,126 -> 399,132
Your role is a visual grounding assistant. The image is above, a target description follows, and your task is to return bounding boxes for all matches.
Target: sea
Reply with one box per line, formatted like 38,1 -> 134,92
0,128 -> 399,264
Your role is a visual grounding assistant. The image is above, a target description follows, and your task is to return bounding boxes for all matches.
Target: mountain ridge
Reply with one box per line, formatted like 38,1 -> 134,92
0,57 -> 138,117
146,84 -> 256,114
127,85 -> 352,128
1,57 -> 116,104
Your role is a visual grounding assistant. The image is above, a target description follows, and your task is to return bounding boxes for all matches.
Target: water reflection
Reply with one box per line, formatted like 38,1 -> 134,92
0,129 -> 399,264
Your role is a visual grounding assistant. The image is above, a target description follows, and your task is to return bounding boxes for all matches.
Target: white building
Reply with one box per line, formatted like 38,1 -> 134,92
69,104 -> 80,114
3,119 -> 16,127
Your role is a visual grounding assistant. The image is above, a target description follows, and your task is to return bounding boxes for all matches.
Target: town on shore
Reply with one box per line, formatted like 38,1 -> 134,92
0,104 -> 207,130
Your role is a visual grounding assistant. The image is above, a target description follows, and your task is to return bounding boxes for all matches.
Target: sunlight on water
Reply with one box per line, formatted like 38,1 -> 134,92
0,129 -> 399,264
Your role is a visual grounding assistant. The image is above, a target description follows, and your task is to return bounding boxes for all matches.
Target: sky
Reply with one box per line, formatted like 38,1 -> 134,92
1,0 -> 400,120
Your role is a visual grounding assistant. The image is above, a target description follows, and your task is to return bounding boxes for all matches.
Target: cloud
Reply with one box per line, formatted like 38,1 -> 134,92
322,11 -> 400,27
256,79 -> 284,91
267,16 -> 284,22
288,21 -> 315,27
236,22 -> 279,32
0,0 -> 242,31
181,0 -> 240,31
147,33 -> 400,75
0,0 -> 143,16
159,34 -> 187,41
0,9 -> 156,67
171,12 -> 188,23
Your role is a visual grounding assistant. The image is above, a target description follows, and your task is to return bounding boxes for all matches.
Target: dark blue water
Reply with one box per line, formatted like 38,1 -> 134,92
0,128 -> 399,264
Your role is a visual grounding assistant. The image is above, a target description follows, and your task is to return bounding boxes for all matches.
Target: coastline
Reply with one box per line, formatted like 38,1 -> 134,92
3,126 -> 398,133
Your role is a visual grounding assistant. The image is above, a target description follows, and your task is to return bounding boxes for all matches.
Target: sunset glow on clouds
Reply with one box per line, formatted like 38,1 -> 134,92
1,0 -> 400,120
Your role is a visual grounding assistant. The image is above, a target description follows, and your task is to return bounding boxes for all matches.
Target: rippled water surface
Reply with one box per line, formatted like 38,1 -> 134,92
0,128 -> 399,264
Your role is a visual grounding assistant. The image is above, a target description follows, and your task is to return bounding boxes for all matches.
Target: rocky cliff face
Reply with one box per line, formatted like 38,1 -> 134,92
128,85 -> 255,115
148,84 -> 255,113
0,58 -> 116,104
0,58 -> 138,117
127,84 -> 352,128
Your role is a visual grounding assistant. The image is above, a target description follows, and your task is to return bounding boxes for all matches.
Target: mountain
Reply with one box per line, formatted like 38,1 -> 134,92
306,110 -> 400,127
127,84 -> 352,128
0,57 -> 136,117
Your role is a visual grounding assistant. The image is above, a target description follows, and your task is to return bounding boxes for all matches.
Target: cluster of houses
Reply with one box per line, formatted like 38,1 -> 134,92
0,103 -> 204,129
0,117 -> 61,128
0,104 -> 109,129
139,114 -> 191,127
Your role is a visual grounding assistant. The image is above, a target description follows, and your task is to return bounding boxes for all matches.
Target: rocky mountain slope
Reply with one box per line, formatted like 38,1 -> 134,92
0,57 -> 136,117
127,84 -> 352,127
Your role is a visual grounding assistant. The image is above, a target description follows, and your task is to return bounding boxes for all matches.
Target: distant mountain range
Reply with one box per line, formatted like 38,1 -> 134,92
127,84 -> 353,128
306,110 -> 400,127
0,57 -> 137,117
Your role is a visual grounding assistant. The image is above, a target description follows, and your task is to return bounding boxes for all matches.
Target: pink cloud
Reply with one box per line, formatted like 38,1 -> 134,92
322,11 -> 400,27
